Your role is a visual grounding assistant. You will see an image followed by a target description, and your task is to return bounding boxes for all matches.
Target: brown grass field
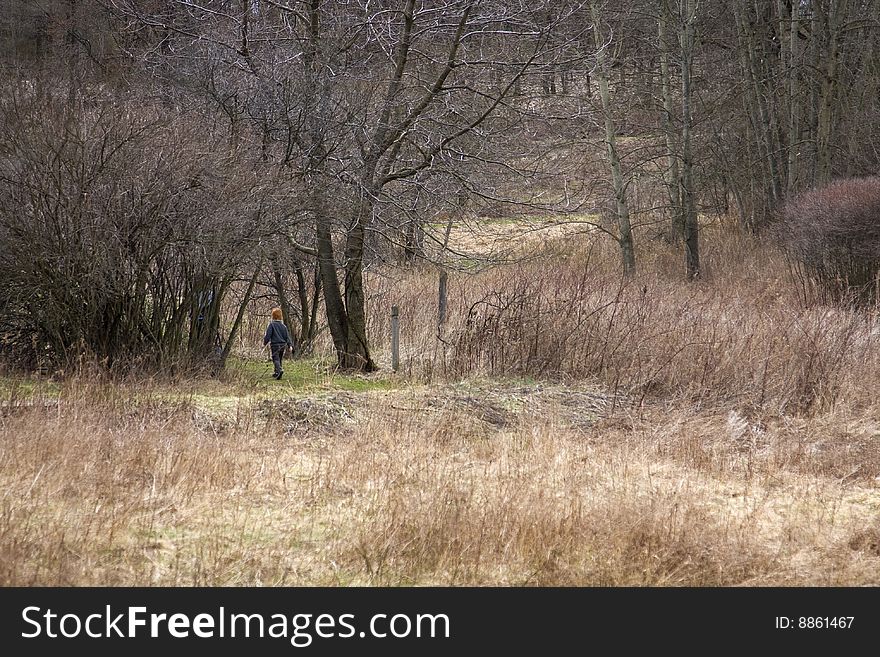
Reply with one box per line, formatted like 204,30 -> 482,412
2,225 -> 880,586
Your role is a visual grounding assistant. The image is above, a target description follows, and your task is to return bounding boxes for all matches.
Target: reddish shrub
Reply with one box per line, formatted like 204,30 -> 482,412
779,177 -> 880,303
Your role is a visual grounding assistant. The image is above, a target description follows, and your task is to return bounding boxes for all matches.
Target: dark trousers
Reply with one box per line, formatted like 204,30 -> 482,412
270,343 -> 286,376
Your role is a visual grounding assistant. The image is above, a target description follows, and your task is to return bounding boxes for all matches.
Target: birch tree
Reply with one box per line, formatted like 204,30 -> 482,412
590,0 -> 636,275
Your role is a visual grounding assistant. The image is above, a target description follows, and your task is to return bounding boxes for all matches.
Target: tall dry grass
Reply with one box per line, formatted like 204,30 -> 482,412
2,376 -> 878,586
366,229 -> 880,415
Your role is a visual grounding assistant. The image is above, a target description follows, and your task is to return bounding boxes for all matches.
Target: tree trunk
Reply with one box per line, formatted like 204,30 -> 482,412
341,192 -> 377,371
680,0 -> 699,280
780,0 -> 800,192
315,191 -> 354,368
659,1 -> 682,242
294,261 -> 310,351
403,218 -> 425,264
816,0 -> 847,184
591,1 -> 636,276
219,260 -> 261,370
271,257 -> 294,341
304,261 -> 322,355
734,5 -> 782,219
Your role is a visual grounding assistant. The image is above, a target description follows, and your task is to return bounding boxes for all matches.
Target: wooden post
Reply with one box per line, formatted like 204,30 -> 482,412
438,270 -> 448,326
391,305 -> 400,372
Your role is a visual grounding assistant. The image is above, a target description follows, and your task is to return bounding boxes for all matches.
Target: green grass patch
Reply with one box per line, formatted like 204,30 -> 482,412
0,375 -> 61,400
0,356 -> 398,416
222,355 -> 398,396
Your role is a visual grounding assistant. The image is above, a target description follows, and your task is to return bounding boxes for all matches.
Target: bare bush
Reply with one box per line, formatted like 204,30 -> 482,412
0,85 -> 280,371
778,177 -> 880,304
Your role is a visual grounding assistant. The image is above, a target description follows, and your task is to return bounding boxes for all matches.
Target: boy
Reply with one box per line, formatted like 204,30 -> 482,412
263,307 -> 294,379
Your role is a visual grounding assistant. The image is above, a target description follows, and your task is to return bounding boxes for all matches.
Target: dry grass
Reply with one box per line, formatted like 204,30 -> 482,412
367,227 -> 880,416
1,376 -> 879,586
2,227 -> 880,586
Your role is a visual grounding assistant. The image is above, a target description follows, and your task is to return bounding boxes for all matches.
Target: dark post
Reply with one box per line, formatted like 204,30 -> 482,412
391,305 -> 400,372
438,270 -> 448,326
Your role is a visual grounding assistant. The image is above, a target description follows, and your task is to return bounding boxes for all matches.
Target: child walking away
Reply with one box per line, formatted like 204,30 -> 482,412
263,307 -> 294,380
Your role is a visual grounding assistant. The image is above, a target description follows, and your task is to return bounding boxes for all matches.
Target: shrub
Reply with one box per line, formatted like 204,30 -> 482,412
778,177 -> 880,304
0,87 -> 272,371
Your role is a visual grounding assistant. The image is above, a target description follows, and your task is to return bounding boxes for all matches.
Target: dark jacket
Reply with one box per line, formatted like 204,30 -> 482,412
263,320 -> 293,347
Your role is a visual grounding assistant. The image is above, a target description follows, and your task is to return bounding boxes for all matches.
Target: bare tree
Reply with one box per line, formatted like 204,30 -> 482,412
678,0 -> 698,280
100,0 -> 565,371
590,0 -> 635,275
